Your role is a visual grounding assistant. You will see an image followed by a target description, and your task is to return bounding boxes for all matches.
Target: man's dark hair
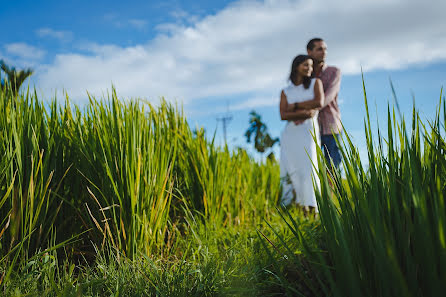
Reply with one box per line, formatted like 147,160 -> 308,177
307,38 -> 324,51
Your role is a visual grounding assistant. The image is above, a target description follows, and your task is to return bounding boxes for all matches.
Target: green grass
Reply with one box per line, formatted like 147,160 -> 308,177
1,207 -> 317,296
0,86 -> 284,295
263,83 -> 446,296
0,83 -> 444,296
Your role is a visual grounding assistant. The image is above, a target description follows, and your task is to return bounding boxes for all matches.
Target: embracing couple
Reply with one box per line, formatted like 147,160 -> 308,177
279,38 -> 342,214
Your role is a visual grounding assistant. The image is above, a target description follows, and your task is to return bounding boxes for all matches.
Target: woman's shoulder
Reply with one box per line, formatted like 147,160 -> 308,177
312,77 -> 322,86
282,83 -> 295,93
308,77 -> 318,87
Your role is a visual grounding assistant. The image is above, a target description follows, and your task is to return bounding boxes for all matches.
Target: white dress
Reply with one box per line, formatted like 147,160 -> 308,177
280,79 -> 320,209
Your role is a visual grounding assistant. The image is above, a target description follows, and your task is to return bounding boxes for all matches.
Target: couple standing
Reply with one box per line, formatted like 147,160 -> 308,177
279,38 -> 342,213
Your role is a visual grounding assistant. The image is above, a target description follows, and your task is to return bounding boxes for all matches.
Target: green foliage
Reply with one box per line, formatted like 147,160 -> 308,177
0,207 -> 316,296
245,111 -> 279,156
264,83 -> 446,296
0,87 -> 281,287
0,60 -> 34,96
2,79 -> 443,296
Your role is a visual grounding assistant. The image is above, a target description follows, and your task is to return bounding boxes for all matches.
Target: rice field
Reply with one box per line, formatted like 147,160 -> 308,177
262,85 -> 446,296
0,84 -> 444,296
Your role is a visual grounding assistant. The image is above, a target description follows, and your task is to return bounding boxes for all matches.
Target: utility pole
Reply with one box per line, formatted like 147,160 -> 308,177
217,103 -> 233,145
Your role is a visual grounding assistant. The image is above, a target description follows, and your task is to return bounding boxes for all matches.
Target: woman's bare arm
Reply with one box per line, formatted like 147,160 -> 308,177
280,90 -> 317,121
293,79 -> 324,110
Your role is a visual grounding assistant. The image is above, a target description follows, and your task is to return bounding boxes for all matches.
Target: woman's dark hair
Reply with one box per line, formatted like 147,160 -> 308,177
289,54 -> 312,89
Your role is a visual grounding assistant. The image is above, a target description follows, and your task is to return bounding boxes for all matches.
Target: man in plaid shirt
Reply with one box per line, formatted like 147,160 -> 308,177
306,38 -> 342,168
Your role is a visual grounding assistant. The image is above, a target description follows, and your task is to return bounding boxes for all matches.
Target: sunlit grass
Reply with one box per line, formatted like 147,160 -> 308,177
0,86 -> 281,287
264,83 -> 446,296
2,81 -> 443,296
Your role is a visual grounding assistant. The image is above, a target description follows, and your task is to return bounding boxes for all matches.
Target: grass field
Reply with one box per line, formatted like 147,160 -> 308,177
0,84 -> 444,296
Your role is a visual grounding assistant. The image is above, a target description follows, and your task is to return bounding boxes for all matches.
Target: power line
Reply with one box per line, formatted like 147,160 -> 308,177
216,103 -> 233,145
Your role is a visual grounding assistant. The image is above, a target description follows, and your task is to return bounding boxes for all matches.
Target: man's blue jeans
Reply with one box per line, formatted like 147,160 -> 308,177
321,134 -> 342,169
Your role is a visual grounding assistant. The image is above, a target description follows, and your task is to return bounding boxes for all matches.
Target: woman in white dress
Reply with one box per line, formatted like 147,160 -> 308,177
279,55 -> 324,214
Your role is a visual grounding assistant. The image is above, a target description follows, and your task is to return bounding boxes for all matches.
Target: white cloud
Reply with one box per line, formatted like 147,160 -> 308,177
36,0 -> 446,103
231,96 -> 279,111
128,19 -> 148,30
169,9 -> 201,25
4,43 -> 46,61
104,14 -> 149,30
36,28 -> 73,41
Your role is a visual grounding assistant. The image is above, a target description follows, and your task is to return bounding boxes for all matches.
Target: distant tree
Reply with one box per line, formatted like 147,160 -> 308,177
0,60 -> 34,96
245,111 -> 279,159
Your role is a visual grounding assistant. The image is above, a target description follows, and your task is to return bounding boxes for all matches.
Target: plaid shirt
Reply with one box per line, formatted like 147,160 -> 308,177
315,65 -> 342,135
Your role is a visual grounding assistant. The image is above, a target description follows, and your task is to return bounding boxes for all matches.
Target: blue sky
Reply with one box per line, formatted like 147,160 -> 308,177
1,0 -> 445,161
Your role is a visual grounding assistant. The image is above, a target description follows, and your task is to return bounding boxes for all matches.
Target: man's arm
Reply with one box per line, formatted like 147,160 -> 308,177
321,67 -> 341,108
280,90 -> 317,120
291,79 -> 324,110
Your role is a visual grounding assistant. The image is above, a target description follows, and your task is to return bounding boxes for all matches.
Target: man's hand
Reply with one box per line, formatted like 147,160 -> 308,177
306,109 -> 317,118
293,109 -> 317,125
